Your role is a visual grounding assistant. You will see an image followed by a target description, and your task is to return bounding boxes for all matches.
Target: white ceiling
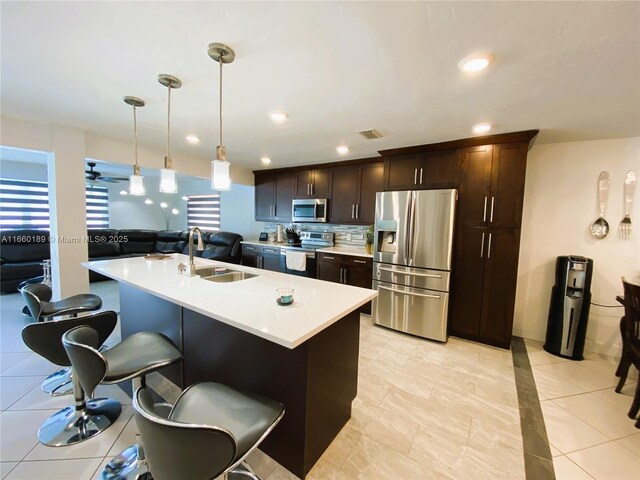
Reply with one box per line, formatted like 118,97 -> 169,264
1,2 -> 638,170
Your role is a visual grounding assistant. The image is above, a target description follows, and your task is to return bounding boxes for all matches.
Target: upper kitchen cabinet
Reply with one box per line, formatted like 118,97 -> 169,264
382,149 -> 461,191
254,171 -> 294,222
330,162 -> 384,224
294,169 -> 331,199
458,142 -> 528,229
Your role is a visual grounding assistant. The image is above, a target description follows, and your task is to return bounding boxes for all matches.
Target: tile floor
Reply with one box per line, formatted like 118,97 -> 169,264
0,281 -> 637,480
526,339 -> 640,480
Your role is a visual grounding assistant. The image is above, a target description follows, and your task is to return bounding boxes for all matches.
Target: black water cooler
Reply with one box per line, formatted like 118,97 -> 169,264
543,256 -> 594,360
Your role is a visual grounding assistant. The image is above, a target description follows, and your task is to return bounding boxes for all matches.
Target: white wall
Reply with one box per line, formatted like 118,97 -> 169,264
219,184 -> 262,239
0,159 -> 47,182
514,137 -> 640,356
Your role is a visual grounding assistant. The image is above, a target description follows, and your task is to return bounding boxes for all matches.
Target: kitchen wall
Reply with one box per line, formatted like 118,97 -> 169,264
261,222 -> 370,247
0,158 -> 47,182
514,137 -> 640,356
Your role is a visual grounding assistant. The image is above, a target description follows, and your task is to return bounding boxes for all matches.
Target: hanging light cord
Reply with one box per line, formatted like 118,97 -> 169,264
167,84 -> 172,162
133,105 -> 139,168
219,54 -> 223,147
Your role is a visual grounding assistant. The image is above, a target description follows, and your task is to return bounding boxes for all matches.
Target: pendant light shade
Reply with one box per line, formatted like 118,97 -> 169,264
158,74 -> 181,194
208,43 -> 235,191
124,96 -> 146,196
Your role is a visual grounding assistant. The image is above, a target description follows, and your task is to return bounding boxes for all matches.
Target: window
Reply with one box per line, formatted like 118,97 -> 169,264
0,178 -> 109,230
187,194 -> 220,232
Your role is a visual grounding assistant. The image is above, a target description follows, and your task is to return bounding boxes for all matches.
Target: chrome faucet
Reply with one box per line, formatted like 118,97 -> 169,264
184,227 -> 204,276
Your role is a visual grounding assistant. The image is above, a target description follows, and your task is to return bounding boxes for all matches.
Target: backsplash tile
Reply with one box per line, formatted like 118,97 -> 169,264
261,223 -> 370,247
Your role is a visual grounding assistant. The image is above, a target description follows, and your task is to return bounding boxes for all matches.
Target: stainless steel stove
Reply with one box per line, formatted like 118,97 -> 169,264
280,231 -> 334,277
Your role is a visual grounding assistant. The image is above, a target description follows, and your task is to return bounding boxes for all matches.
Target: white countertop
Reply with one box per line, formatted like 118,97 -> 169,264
83,254 -> 376,349
315,246 -> 373,259
241,240 -> 285,247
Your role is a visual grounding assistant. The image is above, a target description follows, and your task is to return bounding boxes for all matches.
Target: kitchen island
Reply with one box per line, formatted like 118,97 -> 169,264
83,254 -> 376,478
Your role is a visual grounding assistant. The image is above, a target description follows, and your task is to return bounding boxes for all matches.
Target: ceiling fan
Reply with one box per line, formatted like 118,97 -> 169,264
85,162 -> 128,183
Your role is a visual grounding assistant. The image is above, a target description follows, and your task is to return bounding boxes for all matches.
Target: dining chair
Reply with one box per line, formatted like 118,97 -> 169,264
616,278 -> 640,428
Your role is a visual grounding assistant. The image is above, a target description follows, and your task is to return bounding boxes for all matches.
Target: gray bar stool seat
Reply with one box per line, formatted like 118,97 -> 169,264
133,383 -> 285,480
21,310 -> 120,447
21,284 -> 102,396
63,326 -> 182,480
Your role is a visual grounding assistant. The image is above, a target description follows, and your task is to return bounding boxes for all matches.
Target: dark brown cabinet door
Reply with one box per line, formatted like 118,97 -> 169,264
316,259 -> 342,283
458,145 -> 493,228
479,229 -> 521,347
422,149 -> 461,189
330,165 -> 359,223
311,169 -> 331,198
255,173 -> 275,221
346,260 -> 373,314
241,252 -> 259,268
294,170 -> 312,198
384,154 -> 424,191
449,227 -> 487,337
489,143 -> 528,229
275,172 -> 294,222
357,163 -> 384,224
262,252 -> 282,272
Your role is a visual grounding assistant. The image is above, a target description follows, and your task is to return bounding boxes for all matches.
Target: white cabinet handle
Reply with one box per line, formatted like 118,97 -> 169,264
414,168 -> 418,185
355,204 -> 359,219
353,259 -> 367,264
378,285 -> 441,299
483,196 -> 488,222
480,232 -> 485,258
490,197 -> 495,222
323,256 -> 335,260
351,205 -> 355,219
419,168 -> 423,185
487,233 -> 492,258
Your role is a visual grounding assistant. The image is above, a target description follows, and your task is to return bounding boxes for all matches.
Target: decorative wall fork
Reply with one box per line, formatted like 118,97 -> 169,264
619,171 -> 636,240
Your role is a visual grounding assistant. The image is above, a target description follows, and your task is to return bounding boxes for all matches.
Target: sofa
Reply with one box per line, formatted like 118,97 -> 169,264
0,229 -> 243,293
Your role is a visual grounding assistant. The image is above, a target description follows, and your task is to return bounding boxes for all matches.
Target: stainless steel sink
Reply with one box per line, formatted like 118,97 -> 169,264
196,267 -> 257,283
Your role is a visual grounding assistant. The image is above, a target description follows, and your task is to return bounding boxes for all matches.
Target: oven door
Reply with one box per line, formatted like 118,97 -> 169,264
280,252 -> 317,278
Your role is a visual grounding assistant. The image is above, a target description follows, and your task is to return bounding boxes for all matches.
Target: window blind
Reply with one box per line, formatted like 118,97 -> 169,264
0,178 -> 109,230
187,194 -> 220,232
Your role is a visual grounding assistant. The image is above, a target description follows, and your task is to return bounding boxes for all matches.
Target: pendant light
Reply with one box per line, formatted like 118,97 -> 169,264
124,96 -> 146,196
208,43 -> 235,191
158,74 -> 181,193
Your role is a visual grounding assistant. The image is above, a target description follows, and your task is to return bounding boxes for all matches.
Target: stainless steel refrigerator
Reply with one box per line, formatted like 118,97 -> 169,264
372,189 -> 457,342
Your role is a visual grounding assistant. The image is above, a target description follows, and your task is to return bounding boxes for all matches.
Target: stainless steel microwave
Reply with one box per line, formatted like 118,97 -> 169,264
292,198 -> 328,223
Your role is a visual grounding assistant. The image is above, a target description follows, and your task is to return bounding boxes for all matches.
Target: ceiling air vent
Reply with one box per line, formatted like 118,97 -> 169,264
357,128 -> 383,140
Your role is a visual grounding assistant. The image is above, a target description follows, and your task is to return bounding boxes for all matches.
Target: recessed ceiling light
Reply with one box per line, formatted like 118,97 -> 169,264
160,202 -> 168,208
261,156 -> 272,165
144,198 -> 154,205
336,145 -> 350,155
269,111 -> 288,123
458,53 -> 495,72
119,190 -> 128,196
181,196 -> 189,201
185,135 -> 200,144
472,123 -> 492,135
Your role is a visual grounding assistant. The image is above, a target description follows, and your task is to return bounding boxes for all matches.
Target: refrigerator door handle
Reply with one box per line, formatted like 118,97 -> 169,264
378,284 -> 441,299
480,232 -> 485,258
377,266 -> 442,278
404,193 -> 412,263
408,192 -> 416,263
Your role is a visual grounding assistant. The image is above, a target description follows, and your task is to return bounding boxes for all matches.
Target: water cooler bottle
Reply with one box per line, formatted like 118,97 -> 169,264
543,256 -> 593,360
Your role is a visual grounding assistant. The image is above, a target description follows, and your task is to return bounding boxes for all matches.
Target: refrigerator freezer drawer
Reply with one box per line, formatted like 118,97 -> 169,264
373,262 -> 450,292
372,280 -> 448,342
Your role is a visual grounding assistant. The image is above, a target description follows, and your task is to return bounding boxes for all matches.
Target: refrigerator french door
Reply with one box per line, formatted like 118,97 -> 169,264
372,189 -> 456,341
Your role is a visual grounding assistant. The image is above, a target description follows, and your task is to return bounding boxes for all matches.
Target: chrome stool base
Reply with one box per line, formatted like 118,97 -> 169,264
41,367 -> 73,396
38,397 -> 121,446
226,462 -> 260,480
99,443 -> 150,480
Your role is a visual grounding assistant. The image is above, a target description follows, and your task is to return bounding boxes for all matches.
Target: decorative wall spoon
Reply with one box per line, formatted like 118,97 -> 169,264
590,171 -> 610,239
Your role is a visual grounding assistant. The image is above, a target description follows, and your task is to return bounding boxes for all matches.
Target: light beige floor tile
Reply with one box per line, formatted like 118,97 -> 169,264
26,406 -> 131,461
350,400 -> 419,454
10,382 -> 132,411
0,376 -> 45,410
0,462 -> 18,480
341,434 -> 448,480
0,354 -> 57,377
106,414 -> 136,457
532,365 -> 587,399
318,424 -> 360,469
550,444 -> 563,457
0,353 -> 30,373
380,386 -> 471,445
615,434 -> 640,458
553,393 -> 639,440
356,370 -> 391,406
307,457 -> 356,480
540,401 -> 609,453
580,355 -> 621,378
0,409 -> 56,461
408,426 -> 463,478
0,334 -> 30,354
246,449 -> 279,480
567,441 -> 640,480
265,464 -> 300,480
6,458 -> 103,480
538,362 -> 617,392
553,455 -> 594,480
591,387 -> 635,412
451,443 -> 525,480
525,339 -> 570,366
468,417 -> 524,454
92,458 -> 110,480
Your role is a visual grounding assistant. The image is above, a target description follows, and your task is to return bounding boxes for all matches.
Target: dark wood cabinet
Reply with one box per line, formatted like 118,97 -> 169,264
316,252 -> 372,313
241,244 -> 281,271
295,169 -> 331,199
384,149 -> 461,191
255,172 -> 294,222
329,162 -> 383,224
458,143 -> 527,229
241,244 -> 260,268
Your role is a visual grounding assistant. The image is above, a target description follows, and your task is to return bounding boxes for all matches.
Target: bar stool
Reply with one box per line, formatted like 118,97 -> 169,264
21,283 -> 103,396
21,310 -> 120,446
132,383 -> 285,480
63,324 -> 183,479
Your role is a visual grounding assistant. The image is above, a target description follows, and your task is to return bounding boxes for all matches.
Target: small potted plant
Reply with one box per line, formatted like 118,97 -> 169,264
365,225 -> 374,254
